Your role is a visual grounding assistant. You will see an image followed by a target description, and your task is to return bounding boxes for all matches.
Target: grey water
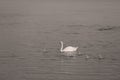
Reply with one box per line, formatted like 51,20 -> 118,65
0,0 -> 120,80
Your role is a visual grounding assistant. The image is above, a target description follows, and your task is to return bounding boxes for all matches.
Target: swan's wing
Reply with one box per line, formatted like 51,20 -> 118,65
63,46 -> 78,52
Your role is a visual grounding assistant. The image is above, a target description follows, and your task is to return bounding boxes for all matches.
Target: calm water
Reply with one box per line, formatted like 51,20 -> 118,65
0,0 -> 120,80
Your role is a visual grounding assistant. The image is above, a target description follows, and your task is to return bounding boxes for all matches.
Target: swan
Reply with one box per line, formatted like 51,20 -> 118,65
60,41 -> 78,56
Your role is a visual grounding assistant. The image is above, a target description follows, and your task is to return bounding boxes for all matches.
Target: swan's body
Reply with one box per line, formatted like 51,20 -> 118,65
61,46 -> 78,52
60,41 -> 78,56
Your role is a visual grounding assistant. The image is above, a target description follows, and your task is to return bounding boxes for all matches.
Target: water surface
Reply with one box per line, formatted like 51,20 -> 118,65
0,0 -> 120,80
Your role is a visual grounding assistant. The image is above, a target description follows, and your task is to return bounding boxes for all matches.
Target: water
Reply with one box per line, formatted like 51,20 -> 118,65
0,0 -> 120,80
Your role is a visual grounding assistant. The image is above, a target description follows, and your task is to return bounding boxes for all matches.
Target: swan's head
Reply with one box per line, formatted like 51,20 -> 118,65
60,41 -> 63,44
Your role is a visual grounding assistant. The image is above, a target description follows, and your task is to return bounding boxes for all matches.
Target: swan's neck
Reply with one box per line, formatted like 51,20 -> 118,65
60,41 -> 64,52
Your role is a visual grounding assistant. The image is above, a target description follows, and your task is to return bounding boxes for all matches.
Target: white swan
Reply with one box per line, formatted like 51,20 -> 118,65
60,41 -> 78,56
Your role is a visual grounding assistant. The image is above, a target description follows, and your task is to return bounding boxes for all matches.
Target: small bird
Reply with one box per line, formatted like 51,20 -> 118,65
98,54 -> 104,60
60,41 -> 78,56
85,54 -> 90,60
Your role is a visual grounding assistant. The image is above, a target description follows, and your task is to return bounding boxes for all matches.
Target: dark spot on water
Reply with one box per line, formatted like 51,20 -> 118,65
98,27 -> 113,31
111,58 -> 118,61
97,26 -> 120,31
